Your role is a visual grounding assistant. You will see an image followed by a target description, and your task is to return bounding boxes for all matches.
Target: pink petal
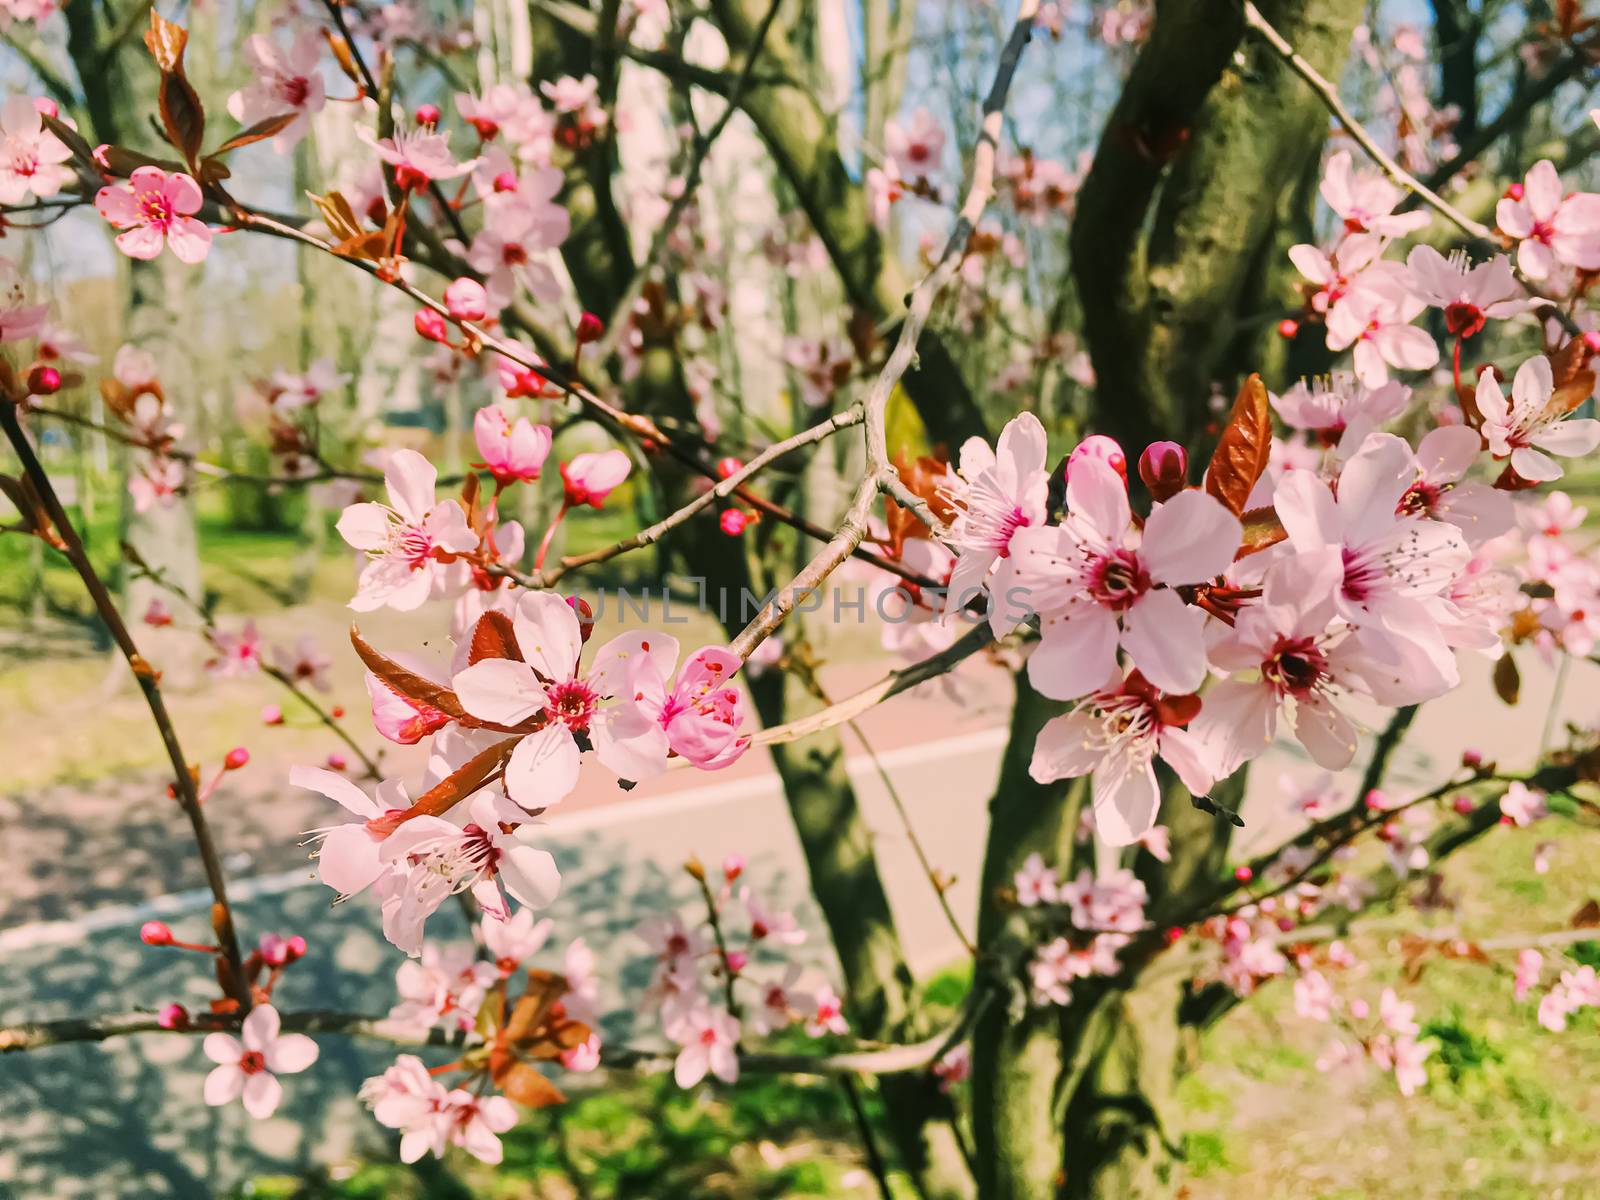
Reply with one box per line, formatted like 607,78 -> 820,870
1092,758 -> 1160,846
502,725 -> 581,806
1121,589 -> 1208,694
1065,458 -> 1129,540
1140,489 -> 1241,584
509,590 -> 584,682
383,449 -> 439,523
165,216 -> 212,264
115,225 -> 165,260
1027,605 -> 1119,702
452,657 -> 546,726
241,1071 -> 283,1119
204,1064 -> 245,1107
265,1033 -> 320,1075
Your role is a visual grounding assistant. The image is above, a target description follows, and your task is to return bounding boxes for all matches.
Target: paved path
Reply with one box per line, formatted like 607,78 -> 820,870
0,651 -> 1591,1198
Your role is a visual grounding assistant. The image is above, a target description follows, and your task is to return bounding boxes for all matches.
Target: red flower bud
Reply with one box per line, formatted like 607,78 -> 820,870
575,311 -> 604,344
720,509 -> 749,536
492,170 -> 517,193
1277,318 -> 1300,340
223,747 -> 250,771
331,705 -> 345,719
414,308 -> 450,343
414,103 -> 441,127
140,920 -> 173,946
1066,434 -> 1127,482
566,595 -> 595,643
157,1003 -> 189,1030
1137,440 -> 1187,502
1233,865 -> 1253,884
723,854 -> 745,881
1163,925 -> 1185,945
326,752 -> 348,771
1461,748 -> 1483,769
724,949 -> 749,974
260,704 -> 284,726
715,456 -> 744,480
27,365 -> 61,395
1583,331 -> 1600,355
1452,795 -> 1475,815
1505,182 -> 1525,202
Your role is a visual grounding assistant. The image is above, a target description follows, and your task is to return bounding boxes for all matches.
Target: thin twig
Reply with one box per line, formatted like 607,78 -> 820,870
841,1075 -> 896,1200
0,402 -> 249,1007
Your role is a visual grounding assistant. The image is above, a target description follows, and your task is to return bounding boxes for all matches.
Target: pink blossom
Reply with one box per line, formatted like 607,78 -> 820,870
1496,160 -> 1600,279
1404,246 -> 1532,337
1326,272 -> 1439,387
360,1055 -> 453,1162
1475,354 -> 1600,483
560,449 -> 632,508
749,964 -> 804,1035
1270,372 -> 1408,457
384,942 -> 498,1036
271,636 -> 332,691
885,107 -> 945,179
359,126 -> 477,190
1389,1035 -> 1432,1096
1031,670 -> 1213,846
1319,150 -> 1431,238
208,620 -> 263,677
1005,458 -> 1241,698
1515,948 -> 1543,1002
740,885 -> 804,945
1058,867 -> 1148,933
365,669 -> 455,744
473,404 -> 552,485
938,412 -> 1051,620
1273,433 -> 1470,674
450,591 -> 680,805
1293,970 -> 1336,1021
377,793 -> 562,954
467,198 -> 569,309
1195,551 -> 1441,777
1379,987 -> 1420,1037
932,1043 -> 971,1091
668,1002 -> 740,1087
128,458 -> 185,513
202,1005 -> 319,1118
1288,234 -> 1383,316
1398,425 -> 1514,547
95,167 -> 212,264
292,766 -> 411,899
562,1033 -> 602,1072
226,31 -> 326,152
641,646 -> 751,771
805,985 -> 850,1037
481,905 -> 553,972
1013,852 -> 1059,907
336,449 -> 478,611
1498,781 -> 1548,827
0,95 -> 72,204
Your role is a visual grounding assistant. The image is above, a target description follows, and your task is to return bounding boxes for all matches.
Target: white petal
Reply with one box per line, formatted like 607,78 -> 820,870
383,449 -> 439,523
241,1071 -> 283,1119
452,657 -> 546,725
503,725 -> 581,807
1028,711 -> 1102,783
335,502 -> 390,551
499,842 -> 562,908
1292,695 -> 1359,769
1026,606 -> 1120,702
510,590 -> 584,681
202,1033 -> 242,1065
203,1065 -> 244,1107
265,1033 -> 319,1075
1092,759 -> 1161,847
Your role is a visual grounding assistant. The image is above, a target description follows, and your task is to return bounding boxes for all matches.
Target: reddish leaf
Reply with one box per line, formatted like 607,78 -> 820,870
321,28 -> 364,88
469,611 -> 522,665
158,72 -> 206,167
391,736 -> 518,824
39,113 -> 95,169
493,1060 -> 565,1108
1236,506 -> 1287,557
211,112 -> 299,156
98,145 -> 186,178
349,624 -> 466,717
1204,375 -> 1273,517
1570,899 -> 1600,928
1545,336 -> 1597,420
142,10 -> 188,71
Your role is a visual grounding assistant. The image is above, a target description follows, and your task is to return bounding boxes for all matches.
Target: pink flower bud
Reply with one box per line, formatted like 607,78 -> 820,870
1584,331 -> 1600,355
445,278 -> 488,322
223,747 -> 250,771
1066,434 -> 1127,482
492,170 -> 518,192
722,854 -> 745,881
1364,789 -> 1386,811
1277,318 -> 1299,339
414,308 -> 450,343
1233,865 -> 1253,883
1461,748 -> 1483,769
260,704 -> 284,726
566,595 -> 594,643
575,311 -> 604,345
326,752 -> 348,771
720,509 -> 749,536
1137,440 -> 1187,502
27,365 -> 61,395
1350,998 -> 1370,1020
1163,925 -> 1185,945
1453,795 -> 1475,815
1505,182 -> 1525,202
1276,916 -> 1296,932
561,449 -> 631,508
140,920 -> 173,946
158,1003 -> 189,1030
724,949 -> 749,974
415,103 -> 441,127
715,456 -> 743,480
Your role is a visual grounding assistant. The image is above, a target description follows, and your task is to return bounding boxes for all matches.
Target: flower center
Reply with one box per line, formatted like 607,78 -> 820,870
1262,635 -> 1328,697
394,523 -> 435,569
282,76 -> 310,107
1443,301 -> 1485,338
139,193 -> 174,231
545,679 -> 598,731
1397,478 -> 1445,518
1088,549 -> 1150,610
239,1050 -> 267,1075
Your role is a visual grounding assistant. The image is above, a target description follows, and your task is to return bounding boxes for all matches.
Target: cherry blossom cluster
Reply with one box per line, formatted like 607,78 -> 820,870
1011,853 -> 1147,1006
634,857 -> 849,1089
358,905 -> 600,1165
